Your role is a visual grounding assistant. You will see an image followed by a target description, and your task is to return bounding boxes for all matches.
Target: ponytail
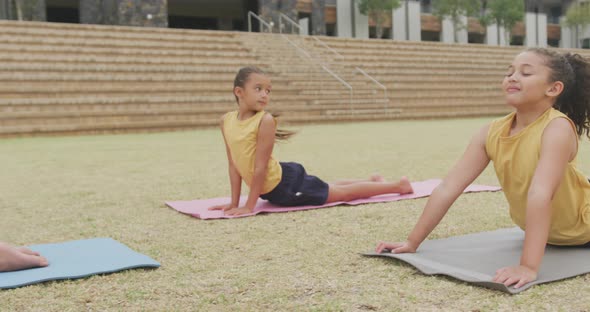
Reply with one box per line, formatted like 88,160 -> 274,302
560,53 -> 590,138
528,48 -> 590,138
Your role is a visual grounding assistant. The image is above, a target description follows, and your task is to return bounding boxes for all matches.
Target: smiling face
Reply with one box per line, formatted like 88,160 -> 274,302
502,51 -> 563,109
234,73 -> 272,113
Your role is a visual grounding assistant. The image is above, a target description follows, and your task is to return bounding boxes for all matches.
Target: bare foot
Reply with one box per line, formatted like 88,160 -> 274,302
398,176 -> 414,194
0,243 -> 49,272
370,174 -> 385,182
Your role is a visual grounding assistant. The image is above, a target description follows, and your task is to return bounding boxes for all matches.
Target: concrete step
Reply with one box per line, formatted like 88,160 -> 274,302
0,57 -> 258,69
0,106 -> 511,137
0,34 -> 248,52
321,37 -> 522,54
0,44 -> 256,60
0,100 -> 507,126
0,23 -> 239,44
0,20 -> 237,38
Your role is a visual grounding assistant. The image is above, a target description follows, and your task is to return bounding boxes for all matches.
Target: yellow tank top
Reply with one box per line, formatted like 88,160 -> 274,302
222,110 -> 282,194
486,108 -> 590,245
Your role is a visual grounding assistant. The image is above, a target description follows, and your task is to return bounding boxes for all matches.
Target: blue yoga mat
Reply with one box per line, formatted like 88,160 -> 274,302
0,238 -> 160,289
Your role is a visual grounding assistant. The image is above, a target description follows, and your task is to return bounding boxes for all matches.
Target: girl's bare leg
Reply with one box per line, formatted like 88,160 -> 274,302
331,174 -> 385,185
326,176 -> 413,203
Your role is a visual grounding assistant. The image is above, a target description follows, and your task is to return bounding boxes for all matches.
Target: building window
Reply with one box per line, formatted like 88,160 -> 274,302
547,6 -> 561,24
421,0 -> 432,14
582,38 -> 590,49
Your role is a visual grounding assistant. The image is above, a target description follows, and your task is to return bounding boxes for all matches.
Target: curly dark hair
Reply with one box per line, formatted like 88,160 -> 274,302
233,66 -> 296,141
527,48 -> 590,138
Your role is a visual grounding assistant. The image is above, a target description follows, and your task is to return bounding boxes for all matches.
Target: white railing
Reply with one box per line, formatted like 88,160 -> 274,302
247,11 -> 273,33
312,37 -> 344,60
322,65 -> 353,109
279,13 -> 302,35
247,11 -> 388,111
354,67 -> 388,104
281,34 -> 312,59
281,34 -> 353,107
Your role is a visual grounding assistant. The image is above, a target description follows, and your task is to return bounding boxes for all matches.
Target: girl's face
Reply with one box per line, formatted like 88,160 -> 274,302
502,51 -> 561,108
235,73 -> 271,112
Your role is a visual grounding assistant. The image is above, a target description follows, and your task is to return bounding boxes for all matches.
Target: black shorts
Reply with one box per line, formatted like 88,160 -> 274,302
260,162 -> 329,206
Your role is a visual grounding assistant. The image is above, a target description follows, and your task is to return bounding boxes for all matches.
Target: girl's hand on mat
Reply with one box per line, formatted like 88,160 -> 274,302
208,203 -> 236,211
493,265 -> 537,288
225,207 -> 253,216
375,241 -> 417,254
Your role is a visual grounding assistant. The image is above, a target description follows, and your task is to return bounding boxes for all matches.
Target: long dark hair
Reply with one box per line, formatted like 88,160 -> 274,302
233,66 -> 296,141
528,48 -> 590,138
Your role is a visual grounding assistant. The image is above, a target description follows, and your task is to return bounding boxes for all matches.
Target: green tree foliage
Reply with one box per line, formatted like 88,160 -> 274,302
357,0 -> 401,39
432,0 -> 481,43
563,2 -> 590,48
480,0 -> 524,45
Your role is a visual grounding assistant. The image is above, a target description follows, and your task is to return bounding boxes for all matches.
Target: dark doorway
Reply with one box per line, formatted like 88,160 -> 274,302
243,0 -> 258,31
169,16 -> 217,29
46,0 -> 78,23
168,0 -> 248,31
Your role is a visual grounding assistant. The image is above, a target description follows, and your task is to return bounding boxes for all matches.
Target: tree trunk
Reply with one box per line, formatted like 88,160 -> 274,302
576,25 -> 580,49
504,27 -> 510,46
496,19 -> 500,46
453,15 -> 459,43
374,11 -> 383,39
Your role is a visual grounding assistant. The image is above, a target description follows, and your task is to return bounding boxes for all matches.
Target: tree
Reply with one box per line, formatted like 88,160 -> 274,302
563,1 -> 590,48
480,0 -> 524,45
357,0 -> 401,39
432,0 -> 482,43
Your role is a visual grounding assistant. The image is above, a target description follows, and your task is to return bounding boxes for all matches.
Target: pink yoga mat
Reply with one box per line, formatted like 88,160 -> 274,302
166,179 -> 501,219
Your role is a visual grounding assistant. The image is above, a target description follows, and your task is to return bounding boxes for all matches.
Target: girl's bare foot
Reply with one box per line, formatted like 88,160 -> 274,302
398,176 -> 414,194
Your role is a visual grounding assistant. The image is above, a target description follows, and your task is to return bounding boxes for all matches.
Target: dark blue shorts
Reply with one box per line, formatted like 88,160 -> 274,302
260,162 -> 329,206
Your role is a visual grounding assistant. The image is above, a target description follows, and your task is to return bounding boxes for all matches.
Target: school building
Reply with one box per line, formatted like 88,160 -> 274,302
0,0 -> 588,49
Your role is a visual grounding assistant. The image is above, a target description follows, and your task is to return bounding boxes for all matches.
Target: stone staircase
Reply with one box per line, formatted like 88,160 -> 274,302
2,20 -> 589,137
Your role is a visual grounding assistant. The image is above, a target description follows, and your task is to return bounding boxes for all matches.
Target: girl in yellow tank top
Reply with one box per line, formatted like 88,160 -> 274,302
376,48 -> 590,289
208,67 -> 414,216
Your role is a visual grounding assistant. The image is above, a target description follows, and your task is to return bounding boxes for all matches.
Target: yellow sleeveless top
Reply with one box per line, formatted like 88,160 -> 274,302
486,108 -> 590,245
222,110 -> 282,194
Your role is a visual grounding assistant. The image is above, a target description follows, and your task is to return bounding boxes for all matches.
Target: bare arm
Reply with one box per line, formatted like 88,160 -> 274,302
376,124 -> 491,253
226,113 -> 276,215
208,117 -> 242,211
494,118 -> 576,288
226,139 -> 242,208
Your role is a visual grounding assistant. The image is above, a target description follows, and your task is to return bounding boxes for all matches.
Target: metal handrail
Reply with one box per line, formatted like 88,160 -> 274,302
279,13 -> 302,35
322,65 -> 353,110
281,34 -> 313,59
312,37 -> 344,59
248,11 -> 273,33
282,34 -> 353,109
354,67 -> 388,104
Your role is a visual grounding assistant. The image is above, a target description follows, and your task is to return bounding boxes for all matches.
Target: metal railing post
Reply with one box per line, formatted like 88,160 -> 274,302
248,11 -> 272,33
279,13 -> 302,35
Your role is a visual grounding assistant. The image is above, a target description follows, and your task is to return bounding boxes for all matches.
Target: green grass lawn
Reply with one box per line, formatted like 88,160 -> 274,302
1,118 -> 589,311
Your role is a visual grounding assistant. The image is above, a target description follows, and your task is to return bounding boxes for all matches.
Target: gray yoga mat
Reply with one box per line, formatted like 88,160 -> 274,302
364,227 -> 590,294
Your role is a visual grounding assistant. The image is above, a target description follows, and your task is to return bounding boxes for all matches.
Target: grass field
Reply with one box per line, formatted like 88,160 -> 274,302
1,118 -> 589,311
